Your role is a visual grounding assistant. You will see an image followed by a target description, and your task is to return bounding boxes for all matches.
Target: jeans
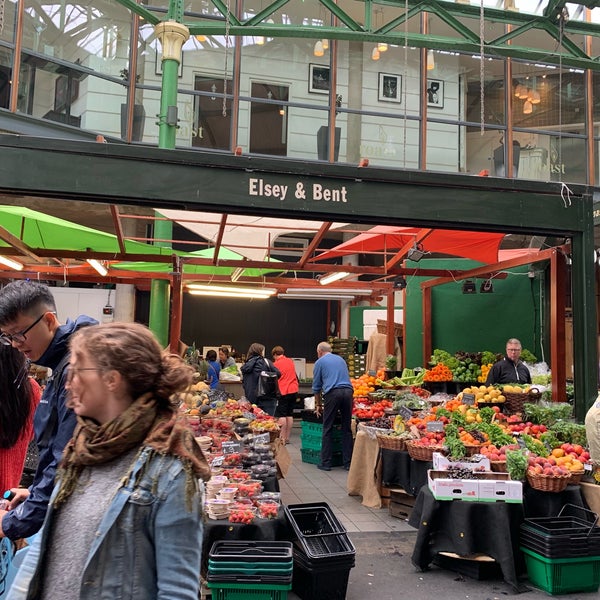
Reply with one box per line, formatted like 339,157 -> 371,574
320,387 -> 354,468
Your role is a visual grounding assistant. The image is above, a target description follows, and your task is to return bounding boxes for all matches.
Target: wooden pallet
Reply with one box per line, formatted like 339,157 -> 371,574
388,488 -> 416,519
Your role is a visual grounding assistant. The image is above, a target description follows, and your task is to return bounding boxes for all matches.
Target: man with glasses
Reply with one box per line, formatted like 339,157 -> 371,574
485,338 -> 532,385
0,281 -> 97,541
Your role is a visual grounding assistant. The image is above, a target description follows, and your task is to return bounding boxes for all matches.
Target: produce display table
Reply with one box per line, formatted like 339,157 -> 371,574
201,507 -> 291,578
522,484 -> 586,518
409,485 -> 526,591
380,448 -> 431,496
346,427 -> 383,508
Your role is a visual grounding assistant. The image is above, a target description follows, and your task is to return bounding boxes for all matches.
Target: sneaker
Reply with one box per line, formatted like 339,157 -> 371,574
317,465 -> 331,471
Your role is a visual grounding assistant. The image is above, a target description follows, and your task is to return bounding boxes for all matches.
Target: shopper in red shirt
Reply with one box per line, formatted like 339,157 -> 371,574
0,345 -> 41,492
272,346 -> 299,445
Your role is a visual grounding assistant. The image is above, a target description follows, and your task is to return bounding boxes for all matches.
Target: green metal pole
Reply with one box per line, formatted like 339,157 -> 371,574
148,17 -> 190,346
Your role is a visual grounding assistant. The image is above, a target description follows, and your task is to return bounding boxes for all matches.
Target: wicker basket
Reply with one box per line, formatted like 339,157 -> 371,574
405,440 -> 445,461
503,392 -> 528,415
526,470 -> 571,493
489,460 -> 508,473
569,470 -> 585,484
376,319 -> 403,337
464,443 -> 484,457
376,433 -> 407,451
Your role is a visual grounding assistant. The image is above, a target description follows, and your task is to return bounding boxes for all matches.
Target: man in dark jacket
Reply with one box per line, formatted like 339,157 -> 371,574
485,337 -> 531,385
0,281 -> 97,540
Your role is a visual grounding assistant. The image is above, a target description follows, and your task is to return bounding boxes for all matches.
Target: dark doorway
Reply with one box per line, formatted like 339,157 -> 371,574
193,77 -> 232,150
250,82 -> 288,156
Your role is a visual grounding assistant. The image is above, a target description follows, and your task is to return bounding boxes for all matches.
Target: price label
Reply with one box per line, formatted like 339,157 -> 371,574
426,421 -> 445,432
221,441 -> 242,455
398,406 -> 413,420
516,435 -> 527,449
211,456 -> 224,467
462,393 -> 476,406
584,462 -> 593,472
252,433 -> 271,445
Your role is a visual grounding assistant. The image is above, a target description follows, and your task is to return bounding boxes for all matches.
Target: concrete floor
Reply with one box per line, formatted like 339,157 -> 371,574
279,421 -> 600,600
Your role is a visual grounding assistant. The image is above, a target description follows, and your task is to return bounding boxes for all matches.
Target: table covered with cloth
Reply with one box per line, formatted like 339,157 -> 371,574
408,483 -> 589,592
380,448 -> 431,496
346,428 -> 383,508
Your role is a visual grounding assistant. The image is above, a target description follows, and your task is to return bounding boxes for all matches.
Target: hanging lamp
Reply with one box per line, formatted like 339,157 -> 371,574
371,46 -> 380,61
314,40 -> 324,57
523,100 -> 533,115
322,39 -> 329,50
426,49 -> 435,70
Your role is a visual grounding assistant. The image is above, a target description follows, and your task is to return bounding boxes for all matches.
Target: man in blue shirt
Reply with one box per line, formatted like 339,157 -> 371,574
312,341 -> 354,471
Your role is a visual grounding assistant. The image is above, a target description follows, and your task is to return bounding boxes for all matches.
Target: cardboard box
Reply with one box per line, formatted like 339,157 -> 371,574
478,479 -> 523,503
432,452 -> 490,472
428,470 -> 479,501
428,470 -> 513,502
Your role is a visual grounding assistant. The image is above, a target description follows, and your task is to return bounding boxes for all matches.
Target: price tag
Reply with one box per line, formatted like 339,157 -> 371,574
584,462 -> 593,472
516,435 -> 527,449
211,456 -> 224,467
426,421 -> 445,432
398,406 -> 413,421
462,393 -> 476,406
252,433 -> 271,445
221,441 -> 242,455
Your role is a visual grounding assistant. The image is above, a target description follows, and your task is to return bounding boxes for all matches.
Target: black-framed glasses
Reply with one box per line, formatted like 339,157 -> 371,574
0,313 -> 48,346
67,367 -> 103,384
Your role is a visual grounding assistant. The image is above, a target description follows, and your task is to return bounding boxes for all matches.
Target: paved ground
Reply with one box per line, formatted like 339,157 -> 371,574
279,421 -> 599,600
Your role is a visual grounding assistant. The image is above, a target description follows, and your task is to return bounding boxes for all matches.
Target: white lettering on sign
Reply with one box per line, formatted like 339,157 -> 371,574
248,178 -> 349,203
248,178 -> 289,200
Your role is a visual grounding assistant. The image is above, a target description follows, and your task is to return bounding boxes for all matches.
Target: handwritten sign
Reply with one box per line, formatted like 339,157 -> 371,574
426,421 -> 445,433
398,406 -> 413,421
462,393 -> 476,406
221,441 -> 243,455
252,433 -> 271,446
211,456 -> 224,467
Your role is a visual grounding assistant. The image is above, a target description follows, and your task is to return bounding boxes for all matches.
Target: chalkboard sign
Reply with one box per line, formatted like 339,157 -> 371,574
516,435 -> 527,449
211,455 -> 224,467
426,421 -> 445,432
397,406 -> 413,420
252,433 -> 271,445
222,441 -> 243,455
462,393 -> 476,406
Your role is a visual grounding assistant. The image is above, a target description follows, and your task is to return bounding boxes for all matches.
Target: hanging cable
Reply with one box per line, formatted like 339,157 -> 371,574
480,0 -> 485,136
557,8 -> 567,177
402,0 -> 408,167
222,0 -> 232,117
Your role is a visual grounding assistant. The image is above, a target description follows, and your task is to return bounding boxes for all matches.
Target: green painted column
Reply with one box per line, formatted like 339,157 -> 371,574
149,19 -> 190,346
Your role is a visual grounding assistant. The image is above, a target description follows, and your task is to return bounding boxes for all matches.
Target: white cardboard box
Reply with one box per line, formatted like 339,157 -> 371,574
432,452 -> 490,472
428,470 -> 480,501
478,480 -> 523,503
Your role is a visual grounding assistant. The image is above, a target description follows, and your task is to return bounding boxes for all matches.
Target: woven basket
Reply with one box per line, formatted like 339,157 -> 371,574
376,319 -> 403,337
489,460 -> 508,473
526,471 -> 571,493
464,443 -> 484,457
376,433 -> 407,452
503,392 -> 528,415
569,470 -> 585,484
405,440 -> 445,461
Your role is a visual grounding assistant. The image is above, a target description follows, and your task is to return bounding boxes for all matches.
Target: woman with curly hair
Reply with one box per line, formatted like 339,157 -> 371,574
8,322 -> 211,600
0,345 -> 41,492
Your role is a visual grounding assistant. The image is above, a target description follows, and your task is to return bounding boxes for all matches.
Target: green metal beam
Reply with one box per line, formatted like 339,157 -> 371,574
319,0 -> 364,33
113,0 -> 159,25
420,1 -> 481,44
245,0 -> 292,27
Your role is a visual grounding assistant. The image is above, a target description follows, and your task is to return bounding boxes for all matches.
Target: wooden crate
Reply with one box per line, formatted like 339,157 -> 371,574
388,488 -> 416,519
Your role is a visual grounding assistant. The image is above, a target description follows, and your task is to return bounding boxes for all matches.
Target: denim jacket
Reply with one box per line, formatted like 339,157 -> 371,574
8,447 -> 204,600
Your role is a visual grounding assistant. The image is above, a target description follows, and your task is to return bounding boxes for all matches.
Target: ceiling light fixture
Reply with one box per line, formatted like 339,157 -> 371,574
230,267 -> 245,282
407,244 -> 426,262
523,100 -> 533,114
462,280 -> 477,294
287,287 -> 372,295
371,46 -> 380,61
480,279 -> 494,293
378,41 -> 388,52
393,275 -> 407,290
319,271 -> 351,285
313,40 -> 324,57
278,293 -> 356,300
189,289 -> 273,299
322,39 -> 329,50
87,258 -> 108,277
0,255 -> 24,271
187,284 -> 276,299
256,35 -> 265,46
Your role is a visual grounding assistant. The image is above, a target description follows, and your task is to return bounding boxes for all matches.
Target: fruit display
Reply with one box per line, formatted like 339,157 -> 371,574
459,385 -> 505,404
352,399 -> 393,420
423,363 -> 453,382
351,373 -> 379,398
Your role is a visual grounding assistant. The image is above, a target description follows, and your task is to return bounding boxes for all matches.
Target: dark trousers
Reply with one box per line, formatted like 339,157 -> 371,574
256,397 -> 277,416
320,387 -> 354,468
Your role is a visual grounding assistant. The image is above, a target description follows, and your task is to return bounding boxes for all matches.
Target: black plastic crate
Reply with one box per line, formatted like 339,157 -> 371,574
292,553 -> 352,600
285,503 -> 346,537
293,546 -> 355,570
523,517 -> 599,537
209,541 -> 293,563
207,573 -> 293,585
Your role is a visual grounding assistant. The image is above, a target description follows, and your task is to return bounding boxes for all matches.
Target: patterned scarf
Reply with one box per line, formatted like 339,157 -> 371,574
54,393 -> 210,508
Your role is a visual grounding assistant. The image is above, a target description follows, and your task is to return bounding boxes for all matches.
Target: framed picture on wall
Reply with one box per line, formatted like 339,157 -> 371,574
426,79 -> 444,108
378,73 -> 401,103
309,64 -> 330,94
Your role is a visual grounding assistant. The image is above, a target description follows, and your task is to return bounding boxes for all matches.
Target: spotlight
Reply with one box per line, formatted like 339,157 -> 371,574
462,280 -> 477,294
407,244 -> 425,262
480,280 -> 494,294
393,276 -> 407,290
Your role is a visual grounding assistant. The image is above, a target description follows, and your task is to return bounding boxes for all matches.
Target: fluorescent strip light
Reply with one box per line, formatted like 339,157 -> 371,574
319,271 -> 351,286
189,290 -> 273,299
230,267 -> 245,282
279,293 -> 356,300
87,259 -> 108,277
0,255 -> 24,271
287,288 -> 373,295
187,284 -> 276,297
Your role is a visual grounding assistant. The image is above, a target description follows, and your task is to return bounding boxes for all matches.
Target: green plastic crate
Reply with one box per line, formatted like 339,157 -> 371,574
300,433 -> 342,452
300,448 -> 343,467
521,546 -> 600,595
206,581 -> 291,599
